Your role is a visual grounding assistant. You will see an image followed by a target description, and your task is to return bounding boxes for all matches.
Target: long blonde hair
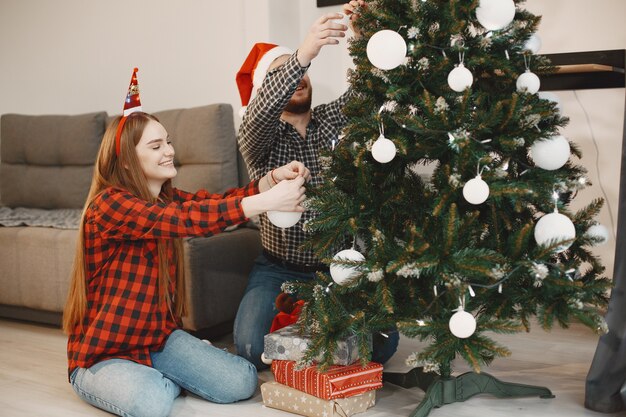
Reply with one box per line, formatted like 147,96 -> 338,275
63,113 -> 186,334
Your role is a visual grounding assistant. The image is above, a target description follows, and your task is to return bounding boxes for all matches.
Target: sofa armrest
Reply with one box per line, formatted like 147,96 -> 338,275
182,226 -> 261,337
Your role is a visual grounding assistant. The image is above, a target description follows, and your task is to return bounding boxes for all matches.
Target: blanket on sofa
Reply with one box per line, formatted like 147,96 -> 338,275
0,207 -> 81,229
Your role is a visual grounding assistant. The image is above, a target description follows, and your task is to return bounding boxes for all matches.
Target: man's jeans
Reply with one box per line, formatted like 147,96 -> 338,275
70,329 -> 257,417
234,254 -> 399,370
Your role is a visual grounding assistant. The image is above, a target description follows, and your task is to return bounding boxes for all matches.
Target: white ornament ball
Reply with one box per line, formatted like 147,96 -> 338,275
524,34 -> 542,54
267,210 -> 302,228
330,249 -> 365,286
447,63 -> 474,92
516,70 -> 541,94
538,91 -> 563,115
586,224 -> 609,246
371,134 -> 397,163
449,310 -> 477,339
534,212 -> 576,253
261,352 -> 273,365
529,135 -> 570,171
463,176 -> 490,205
366,30 -> 407,70
476,0 -> 516,31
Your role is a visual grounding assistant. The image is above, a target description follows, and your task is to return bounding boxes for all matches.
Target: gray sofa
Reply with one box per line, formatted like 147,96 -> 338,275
0,104 -> 261,337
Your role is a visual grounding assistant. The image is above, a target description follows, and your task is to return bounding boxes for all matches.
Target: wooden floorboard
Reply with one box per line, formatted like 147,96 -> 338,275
0,318 -> 622,417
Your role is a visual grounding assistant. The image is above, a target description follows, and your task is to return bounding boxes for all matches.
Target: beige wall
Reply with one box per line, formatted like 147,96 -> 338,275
523,0 -> 626,280
0,0 -> 624,277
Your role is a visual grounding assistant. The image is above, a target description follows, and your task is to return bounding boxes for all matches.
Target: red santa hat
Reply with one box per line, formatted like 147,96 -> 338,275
115,67 -> 143,155
235,43 -> 293,117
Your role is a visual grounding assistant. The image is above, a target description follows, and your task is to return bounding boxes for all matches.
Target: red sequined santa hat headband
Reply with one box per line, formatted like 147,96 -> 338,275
115,67 -> 143,156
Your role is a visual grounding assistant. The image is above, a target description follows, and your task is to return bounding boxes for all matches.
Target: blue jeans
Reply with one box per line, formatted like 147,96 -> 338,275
233,254 -> 399,370
70,329 -> 257,417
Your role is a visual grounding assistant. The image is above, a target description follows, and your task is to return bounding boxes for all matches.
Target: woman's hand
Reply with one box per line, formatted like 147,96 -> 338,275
241,176 -> 306,218
273,161 -> 311,183
265,176 -> 307,212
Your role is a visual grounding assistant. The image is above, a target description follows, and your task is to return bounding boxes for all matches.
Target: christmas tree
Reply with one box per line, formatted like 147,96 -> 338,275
286,0 -> 611,384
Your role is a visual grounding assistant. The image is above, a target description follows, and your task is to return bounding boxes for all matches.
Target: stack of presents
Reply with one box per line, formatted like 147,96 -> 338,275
261,297 -> 383,417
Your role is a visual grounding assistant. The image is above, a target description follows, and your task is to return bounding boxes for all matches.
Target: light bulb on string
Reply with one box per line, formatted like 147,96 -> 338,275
468,285 -> 475,297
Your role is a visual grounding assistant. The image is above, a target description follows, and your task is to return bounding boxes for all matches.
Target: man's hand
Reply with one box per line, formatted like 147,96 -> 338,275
343,0 -> 366,39
242,176 -> 307,217
273,160 -> 311,183
297,13 -> 348,67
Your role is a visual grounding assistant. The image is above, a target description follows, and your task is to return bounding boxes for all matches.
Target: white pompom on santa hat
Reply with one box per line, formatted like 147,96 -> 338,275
235,43 -> 294,118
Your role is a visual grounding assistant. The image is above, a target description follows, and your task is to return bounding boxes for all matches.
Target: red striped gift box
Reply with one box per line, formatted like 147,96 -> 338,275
271,360 -> 383,400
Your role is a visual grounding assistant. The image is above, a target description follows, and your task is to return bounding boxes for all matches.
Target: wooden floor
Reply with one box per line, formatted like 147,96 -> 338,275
0,317 -> 623,417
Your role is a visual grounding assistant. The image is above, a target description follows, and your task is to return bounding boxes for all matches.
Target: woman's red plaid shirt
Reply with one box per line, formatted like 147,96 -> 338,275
67,181 -> 258,377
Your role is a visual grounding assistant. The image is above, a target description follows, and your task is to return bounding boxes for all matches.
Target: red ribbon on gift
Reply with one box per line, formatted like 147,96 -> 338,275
270,294 -> 304,333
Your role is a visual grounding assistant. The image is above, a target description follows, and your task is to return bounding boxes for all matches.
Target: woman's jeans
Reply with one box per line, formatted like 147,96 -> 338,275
70,329 -> 257,417
233,254 -> 399,370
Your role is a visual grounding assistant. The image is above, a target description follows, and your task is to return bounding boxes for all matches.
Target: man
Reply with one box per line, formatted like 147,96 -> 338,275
234,1 -> 398,370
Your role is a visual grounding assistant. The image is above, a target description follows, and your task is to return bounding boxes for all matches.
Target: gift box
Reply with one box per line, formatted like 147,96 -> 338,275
264,324 -> 369,365
261,381 -> 376,417
271,360 -> 383,400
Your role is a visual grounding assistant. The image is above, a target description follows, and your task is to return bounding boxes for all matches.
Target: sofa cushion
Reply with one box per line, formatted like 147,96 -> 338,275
0,112 -> 106,209
153,104 -> 239,194
0,227 -> 78,312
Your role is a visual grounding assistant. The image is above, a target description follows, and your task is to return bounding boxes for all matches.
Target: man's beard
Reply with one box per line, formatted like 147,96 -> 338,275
284,89 -> 312,114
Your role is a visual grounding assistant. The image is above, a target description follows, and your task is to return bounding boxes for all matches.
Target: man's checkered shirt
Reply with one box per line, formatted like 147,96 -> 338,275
238,53 -> 350,267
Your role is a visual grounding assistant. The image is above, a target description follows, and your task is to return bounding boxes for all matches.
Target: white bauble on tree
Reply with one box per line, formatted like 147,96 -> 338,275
586,224 -> 610,246
371,134 -> 397,163
524,34 -> 542,54
449,309 -> 477,339
476,0 -> 516,31
529,135 -> 570,171
260,352 -> 273,365
538,91 -> 563,115
267,211 -> 302,228
447,63 -> 473,92
463,175 -> 490,205
330,249 -> 365,286
534,212 -> 576,253
516,70 -> 541,94
366,30 -> 407,70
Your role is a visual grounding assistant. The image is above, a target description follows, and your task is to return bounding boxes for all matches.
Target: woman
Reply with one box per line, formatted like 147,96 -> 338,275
63,111 -> 309,417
